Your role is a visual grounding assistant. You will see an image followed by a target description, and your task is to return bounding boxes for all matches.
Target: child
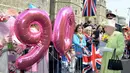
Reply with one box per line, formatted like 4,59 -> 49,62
61,46 -> 75,73
61,53 -> 70,73
68,48 -> 76,73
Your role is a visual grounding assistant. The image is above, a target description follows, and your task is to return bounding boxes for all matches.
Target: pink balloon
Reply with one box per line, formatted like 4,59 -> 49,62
0,22 -> 10,35
5,16 -> 16,35
52,7 -> 75,55
14,9 -> 52,69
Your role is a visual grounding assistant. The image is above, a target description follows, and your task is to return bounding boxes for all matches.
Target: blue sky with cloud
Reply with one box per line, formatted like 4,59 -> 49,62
106,0 -> 130,24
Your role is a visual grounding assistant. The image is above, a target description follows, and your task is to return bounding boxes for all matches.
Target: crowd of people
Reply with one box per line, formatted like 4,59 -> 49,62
49,12 -> 129,73
0,12 -> 128,73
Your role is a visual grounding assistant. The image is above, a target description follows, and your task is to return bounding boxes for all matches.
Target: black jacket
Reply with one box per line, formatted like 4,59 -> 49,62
115,23 -> 122,32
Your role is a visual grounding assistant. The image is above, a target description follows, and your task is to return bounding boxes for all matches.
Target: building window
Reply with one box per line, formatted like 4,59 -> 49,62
81,8 -> 82,11
94,18 -> 97,24
75,10 -> 77,15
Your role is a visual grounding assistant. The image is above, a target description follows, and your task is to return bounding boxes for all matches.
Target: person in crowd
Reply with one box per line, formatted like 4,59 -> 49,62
19,45 -> 32,73
83,26 -> 93,48
92,25 -> 104,47
106,12 -> 123,32
61,46 -> 77,73
122,27 -> 130,59
0,36 -> 9,73
72,24 -> 87,73
97,25 -> 105,41
61,52 -> 70,73
49,42 -> 61,73
83,26 -> 92,39
0,34 -> 18,73
83,20 -> 92,28
0,33 -> 25,73
68,46 -> 76,73
100,19 -> 125,73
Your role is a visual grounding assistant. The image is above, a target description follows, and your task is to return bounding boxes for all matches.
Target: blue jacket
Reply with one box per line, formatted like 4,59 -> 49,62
72,34 -> 86,58
61,55 -> 67,61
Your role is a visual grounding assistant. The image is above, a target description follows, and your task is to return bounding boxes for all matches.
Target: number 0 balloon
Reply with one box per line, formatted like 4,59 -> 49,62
52,7 -> 75,55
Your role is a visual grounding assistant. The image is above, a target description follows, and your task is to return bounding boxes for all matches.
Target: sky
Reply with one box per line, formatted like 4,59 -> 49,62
106,0 -> 130,24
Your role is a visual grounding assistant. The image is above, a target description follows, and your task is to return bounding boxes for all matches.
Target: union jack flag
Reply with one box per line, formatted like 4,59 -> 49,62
82,0 -> 96,16
82,44 -> 102,73
66,52 -> 71,63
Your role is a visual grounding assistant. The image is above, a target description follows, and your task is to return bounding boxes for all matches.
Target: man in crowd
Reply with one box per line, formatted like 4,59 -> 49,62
83,20 -> 92,28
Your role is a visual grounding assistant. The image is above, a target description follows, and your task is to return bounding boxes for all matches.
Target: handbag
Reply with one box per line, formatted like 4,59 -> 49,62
108,49 -> 123,70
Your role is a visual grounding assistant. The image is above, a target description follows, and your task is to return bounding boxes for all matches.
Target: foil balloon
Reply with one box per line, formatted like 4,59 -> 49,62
5,16 -> 16,35
0,22 -> 10,36
14,9 -> 52,69
4,16 -> 22,44
29,3 -> 37,9
52,7 -> 75,55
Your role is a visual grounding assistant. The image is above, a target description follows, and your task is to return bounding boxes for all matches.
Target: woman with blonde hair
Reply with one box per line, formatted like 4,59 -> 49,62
83,26 -> 92,38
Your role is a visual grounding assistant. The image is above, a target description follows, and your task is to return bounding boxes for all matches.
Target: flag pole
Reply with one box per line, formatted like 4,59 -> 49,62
128,8 -> 130,27
115,9 -> 118,23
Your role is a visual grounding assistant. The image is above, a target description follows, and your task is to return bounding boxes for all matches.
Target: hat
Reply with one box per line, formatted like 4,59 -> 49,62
85,26 -> 92,30
101,19 -> 116,28
106,13 -> 116,19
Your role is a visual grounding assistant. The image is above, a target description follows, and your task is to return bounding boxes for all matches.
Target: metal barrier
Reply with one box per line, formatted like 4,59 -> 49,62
49,45 -> 84,73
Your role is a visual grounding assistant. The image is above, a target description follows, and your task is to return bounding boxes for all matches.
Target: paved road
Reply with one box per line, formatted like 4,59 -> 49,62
121,59 -> 130,73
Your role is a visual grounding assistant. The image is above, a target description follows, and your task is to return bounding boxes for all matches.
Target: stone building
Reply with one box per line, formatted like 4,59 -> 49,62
50,0 -> 84,24
117,16 -> 126,25
0,0 -> 106,25
96,0 -> 106,24
0,0 -> 50,15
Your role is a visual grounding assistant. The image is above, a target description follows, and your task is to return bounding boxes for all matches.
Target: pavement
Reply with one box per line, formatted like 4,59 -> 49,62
75,70 -> 99,73
121,59 -> 130,73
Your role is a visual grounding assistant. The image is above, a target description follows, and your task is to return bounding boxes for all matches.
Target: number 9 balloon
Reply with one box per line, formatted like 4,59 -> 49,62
14,9 -> 52,69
